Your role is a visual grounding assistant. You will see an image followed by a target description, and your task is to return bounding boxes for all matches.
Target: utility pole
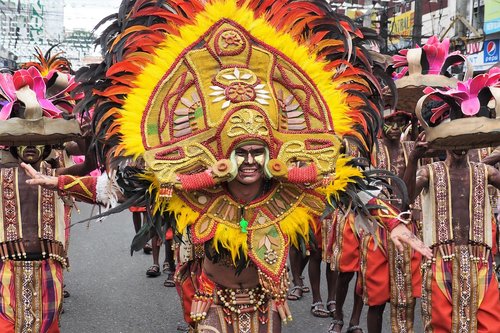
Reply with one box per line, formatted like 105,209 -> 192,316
380,7 -> 389,53
363,0 -> 372,28
455,0 -> 469,38
412,0 -> 423,46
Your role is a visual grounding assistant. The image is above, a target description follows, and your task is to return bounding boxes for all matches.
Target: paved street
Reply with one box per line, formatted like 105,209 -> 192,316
61,203 -> 421,333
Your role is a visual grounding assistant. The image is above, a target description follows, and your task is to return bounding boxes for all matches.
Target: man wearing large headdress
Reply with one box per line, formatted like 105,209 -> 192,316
23,1 -> 432,332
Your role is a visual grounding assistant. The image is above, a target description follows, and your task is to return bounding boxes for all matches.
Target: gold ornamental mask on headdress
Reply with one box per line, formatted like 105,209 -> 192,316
86,0 -> 383,200
137,19 -> 345,186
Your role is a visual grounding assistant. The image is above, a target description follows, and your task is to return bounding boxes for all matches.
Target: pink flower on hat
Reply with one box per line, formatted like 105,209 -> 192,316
423,67 -> 500,122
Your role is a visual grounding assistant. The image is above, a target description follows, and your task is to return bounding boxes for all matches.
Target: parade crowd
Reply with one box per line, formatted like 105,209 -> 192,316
0,0 -> 500,333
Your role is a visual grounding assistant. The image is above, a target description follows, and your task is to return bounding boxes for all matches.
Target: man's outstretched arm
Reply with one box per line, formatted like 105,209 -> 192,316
22,162 -> 124,206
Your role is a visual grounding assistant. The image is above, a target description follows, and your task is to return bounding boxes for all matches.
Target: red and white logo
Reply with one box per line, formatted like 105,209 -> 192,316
486,40 -> 497,56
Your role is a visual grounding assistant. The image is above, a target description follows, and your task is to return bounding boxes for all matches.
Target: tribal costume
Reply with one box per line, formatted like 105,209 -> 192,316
358,138 -> 421,333
404,54 -> 500,332
0,163 -> 71,333
420,161 -> 500,333
467,148 -> 500,217
61,0 -> 409,331
328,140 -> 362,273
0,48 -> 82,333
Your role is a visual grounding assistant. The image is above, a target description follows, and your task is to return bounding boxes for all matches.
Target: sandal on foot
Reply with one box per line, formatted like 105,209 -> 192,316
327,319 -> 344,333
162,262 -> 175,273
63,289 -> 71,298
146,264 -> 161,277
164,270 -> 175,287
143,243 -> 153,254
346,325 -> 364,333
299,276 -> 310,293
326,300 -> 336,316
310,302 -> 330,318
287,286 -> 303,301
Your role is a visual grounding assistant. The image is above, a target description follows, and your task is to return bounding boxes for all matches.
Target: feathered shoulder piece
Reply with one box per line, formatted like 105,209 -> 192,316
77,0 -> 383,199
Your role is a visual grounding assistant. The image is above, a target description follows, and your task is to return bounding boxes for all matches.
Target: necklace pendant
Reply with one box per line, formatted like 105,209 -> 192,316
239,217 -> 248,233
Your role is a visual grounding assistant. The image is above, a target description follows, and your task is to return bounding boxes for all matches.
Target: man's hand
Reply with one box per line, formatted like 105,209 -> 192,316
21,162 -> 59,190
410,132 -> 429,160
390,224 -> 432,260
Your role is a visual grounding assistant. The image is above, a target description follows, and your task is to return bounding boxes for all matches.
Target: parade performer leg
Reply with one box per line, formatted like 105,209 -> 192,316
146,233 -> 162,277
346,290 -> 364,333
287,246 -> 308,300
130,209 -> 152,254
325,263 -> 338,316
330,212 -> 362,332
367,304 -> 385,333
309,248 -> 330,317
329,272 -> 352,332
0,260 -> 63,333
476,275 -> 500,332
163,228 -> 176,287
359,233 -> 390,333
322,217 -> 337,315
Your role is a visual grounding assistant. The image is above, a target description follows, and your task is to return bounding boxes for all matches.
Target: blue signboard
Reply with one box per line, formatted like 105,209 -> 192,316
485,0 -> 500,34
484,40 -> 499,63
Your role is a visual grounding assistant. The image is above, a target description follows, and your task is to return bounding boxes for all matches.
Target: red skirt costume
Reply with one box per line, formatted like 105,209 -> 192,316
357,198 -> 421,332
329,210 -> 360,272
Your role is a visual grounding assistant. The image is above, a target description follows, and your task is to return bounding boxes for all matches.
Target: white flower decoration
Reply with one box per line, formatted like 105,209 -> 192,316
209,68 -> 271,109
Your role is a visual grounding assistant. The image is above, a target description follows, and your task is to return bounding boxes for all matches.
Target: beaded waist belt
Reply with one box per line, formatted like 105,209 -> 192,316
190,270 -> 271,323
214,286 -> 269,313
427,241 -> 492,263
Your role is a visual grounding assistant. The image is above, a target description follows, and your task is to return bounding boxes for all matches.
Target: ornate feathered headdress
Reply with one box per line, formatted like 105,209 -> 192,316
0,47 -> 81,146
415,67 -> 500,149
77,0 -> 383,199
73,2 -> 394,309
391,36 -> 472,113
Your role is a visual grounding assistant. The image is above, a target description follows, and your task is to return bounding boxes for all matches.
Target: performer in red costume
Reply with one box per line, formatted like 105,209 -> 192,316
21,1 -> 432,332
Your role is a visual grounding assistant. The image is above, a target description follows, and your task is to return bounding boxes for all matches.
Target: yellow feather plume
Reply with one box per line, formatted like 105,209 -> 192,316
213,224 -> 249,263
279,206 -> 314,249
119,0 -> 352,157
166,195 -> 200,234
317,155 -> 364,205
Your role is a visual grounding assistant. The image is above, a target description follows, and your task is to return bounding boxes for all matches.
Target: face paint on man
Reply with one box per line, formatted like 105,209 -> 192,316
233,144 -> 266,185
383,116 -> 409,140
17,145 -> 45,164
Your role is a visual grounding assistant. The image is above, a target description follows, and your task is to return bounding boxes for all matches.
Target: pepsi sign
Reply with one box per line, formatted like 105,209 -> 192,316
484,40 -> 499,63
